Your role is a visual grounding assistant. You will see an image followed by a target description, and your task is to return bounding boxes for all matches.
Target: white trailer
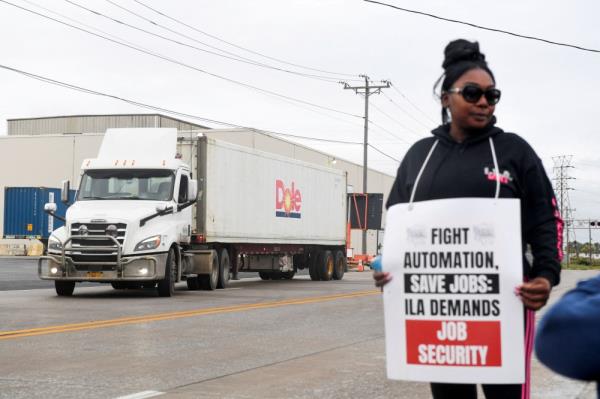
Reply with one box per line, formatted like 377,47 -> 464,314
39,129 -> 348,296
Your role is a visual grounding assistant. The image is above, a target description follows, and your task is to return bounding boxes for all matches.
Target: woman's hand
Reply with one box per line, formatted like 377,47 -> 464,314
373,271 -> 392,290
516,277 -> 552,311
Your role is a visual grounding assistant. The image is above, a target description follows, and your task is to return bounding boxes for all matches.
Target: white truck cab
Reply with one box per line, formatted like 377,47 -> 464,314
39,128 -> 198,296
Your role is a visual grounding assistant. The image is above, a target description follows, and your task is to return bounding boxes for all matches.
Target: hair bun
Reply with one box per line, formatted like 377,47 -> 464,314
442,39 -> 486,70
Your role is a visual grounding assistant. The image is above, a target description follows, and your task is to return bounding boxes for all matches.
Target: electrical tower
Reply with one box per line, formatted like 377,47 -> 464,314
552,155 -> 575,264
343,75 -> 390,255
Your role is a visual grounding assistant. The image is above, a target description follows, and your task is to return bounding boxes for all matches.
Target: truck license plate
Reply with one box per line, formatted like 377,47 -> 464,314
86,272 -> 103,278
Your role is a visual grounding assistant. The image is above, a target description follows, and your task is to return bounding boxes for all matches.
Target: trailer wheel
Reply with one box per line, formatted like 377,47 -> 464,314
55,281 -> 75,296
319,250 -> 334,281
333,250 -> 346,280
308,252 -> 320,281
217,249 -> 230,289
259,271 -> 271,280
199,251 -> 219,290
157,247 -> 176,297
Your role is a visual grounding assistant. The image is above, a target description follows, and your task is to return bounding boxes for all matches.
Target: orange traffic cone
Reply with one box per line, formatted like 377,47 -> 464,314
357,260 -> 364,272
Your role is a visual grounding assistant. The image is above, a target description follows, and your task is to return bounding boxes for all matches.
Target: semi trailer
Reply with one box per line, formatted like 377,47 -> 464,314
39,128 -> 348,296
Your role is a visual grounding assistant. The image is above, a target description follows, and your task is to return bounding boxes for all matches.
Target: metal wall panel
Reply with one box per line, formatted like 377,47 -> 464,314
7,114 -> 209,135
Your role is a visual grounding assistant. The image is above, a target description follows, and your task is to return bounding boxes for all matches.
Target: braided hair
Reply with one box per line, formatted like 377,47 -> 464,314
435,39 -> 495,124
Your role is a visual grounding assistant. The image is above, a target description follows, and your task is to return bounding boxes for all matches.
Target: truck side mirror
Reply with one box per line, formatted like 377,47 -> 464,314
61,180 -> 70,204
188,179 -> 198,201
43,202 -> 65,222
44,203 -> 57,213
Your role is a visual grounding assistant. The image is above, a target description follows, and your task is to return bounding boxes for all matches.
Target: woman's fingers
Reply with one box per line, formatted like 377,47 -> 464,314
517,277 -> 551,310
373,271 -> 392,288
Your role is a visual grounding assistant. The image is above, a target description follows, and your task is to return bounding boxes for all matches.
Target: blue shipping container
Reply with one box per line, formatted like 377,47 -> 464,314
3,187 -> 76,240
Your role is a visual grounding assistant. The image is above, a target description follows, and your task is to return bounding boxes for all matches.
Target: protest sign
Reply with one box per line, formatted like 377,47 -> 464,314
382,198 -> 524,384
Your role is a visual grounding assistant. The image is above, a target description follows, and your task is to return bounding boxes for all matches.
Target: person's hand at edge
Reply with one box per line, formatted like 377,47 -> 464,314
374,271 -> 392,291
516,277 -> 552,310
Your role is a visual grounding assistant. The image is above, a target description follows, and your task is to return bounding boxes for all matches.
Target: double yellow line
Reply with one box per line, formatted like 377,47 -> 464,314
0,289 -> 378,341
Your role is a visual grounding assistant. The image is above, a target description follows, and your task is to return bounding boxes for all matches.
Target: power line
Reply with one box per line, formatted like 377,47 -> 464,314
369,100 -> 427,139
67,0 -> 352,84
364,0 -> 600,54
382,88 -> 436,127
0,0 -> 362,119
21,0 -> 163,54
133,0 -> 360,78
368,119 -> 413,146
368,143 -> 400,163
0,63 -> 363,146
384,83 -> 437,125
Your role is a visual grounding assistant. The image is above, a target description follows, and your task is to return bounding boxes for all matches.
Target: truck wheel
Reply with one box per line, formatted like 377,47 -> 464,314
186,277 -> 199,290
217,249 -> 230,289
157,248 -> 176,297
333,250 -> 346,280
55,281 -> 75,296
259,271 -> 271,280
319,250 -> 334,281
282,271 -> 295,280
199,251 -> 218,290
308,252 -> 320,281
270,271 -> 283,280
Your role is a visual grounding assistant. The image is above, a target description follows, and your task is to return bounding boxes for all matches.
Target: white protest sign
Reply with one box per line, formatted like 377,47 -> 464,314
382,197 -> 524,384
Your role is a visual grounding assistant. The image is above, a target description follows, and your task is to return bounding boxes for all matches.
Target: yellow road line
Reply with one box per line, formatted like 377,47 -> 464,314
0,289 -> 379,341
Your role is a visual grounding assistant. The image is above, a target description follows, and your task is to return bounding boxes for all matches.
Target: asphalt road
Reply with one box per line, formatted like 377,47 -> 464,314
0,261 -> 598,399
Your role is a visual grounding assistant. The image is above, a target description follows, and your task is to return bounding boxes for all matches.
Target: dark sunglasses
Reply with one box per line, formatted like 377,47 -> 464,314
447,85 -> 501,105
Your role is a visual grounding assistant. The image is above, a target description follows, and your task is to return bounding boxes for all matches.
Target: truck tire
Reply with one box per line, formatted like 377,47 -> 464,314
259,271 -> 271,280
282,271 -> 295,280
308,252 -> 320,281
217,249 -> 230,289
186,277 -> 199,290
199,251 -> 218,290
333,250 -> 346,280
157,247 -> 177,297
55,281 -> 75,296
270,271 -> 283,280
319,250 -> 334,281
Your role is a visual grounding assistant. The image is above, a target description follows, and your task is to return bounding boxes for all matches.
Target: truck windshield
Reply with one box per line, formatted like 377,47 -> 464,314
78,169 -> 175,201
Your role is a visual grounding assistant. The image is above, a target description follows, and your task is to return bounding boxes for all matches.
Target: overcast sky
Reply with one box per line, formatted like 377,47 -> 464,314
1,0 -> 599,237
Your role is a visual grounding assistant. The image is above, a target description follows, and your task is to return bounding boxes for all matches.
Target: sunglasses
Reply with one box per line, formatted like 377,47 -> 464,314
447,85 -> 501,105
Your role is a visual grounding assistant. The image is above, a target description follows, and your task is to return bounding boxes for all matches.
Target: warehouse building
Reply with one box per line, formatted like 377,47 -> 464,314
0,114 -> 395,255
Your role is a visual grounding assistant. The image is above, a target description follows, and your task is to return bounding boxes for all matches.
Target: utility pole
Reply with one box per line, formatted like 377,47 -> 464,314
343,75 -> 390,255
552,156 -> 575,265
589,219 -> 593,263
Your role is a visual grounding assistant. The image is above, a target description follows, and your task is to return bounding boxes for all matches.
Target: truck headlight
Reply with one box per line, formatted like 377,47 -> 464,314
134,235 -> 161,251
48,238 -> 62,252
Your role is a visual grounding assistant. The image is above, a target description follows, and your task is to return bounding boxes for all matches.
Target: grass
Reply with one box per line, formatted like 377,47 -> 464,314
562,261 -> 600,270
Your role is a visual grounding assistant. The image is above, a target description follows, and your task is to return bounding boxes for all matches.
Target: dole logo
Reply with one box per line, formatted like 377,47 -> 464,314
275,179 -> 301,219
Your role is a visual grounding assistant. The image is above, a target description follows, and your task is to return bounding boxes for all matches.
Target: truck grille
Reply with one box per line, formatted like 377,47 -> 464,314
67,223 -> 126,265
70,223 -> 126,247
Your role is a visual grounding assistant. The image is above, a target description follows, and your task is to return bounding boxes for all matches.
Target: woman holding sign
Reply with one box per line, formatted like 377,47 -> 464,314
374,39 -> 562,399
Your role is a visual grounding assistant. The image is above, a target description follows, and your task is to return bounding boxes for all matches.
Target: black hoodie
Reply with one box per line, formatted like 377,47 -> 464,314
386,120 -> 563,286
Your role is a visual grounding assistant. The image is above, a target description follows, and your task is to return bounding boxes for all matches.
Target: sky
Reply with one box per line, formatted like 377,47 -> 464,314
0,0 -> 599,238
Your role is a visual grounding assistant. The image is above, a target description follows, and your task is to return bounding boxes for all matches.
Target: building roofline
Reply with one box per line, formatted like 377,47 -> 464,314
6,113 -> 210,129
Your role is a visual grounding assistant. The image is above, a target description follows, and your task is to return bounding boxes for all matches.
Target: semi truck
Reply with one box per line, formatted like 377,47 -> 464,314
39,128 -> 348,297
